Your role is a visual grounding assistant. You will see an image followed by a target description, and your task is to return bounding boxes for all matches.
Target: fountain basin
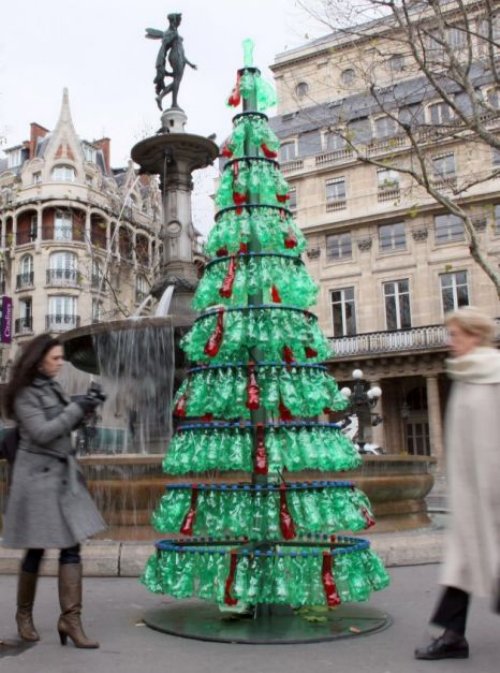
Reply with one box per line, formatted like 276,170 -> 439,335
1,454 -> 434,541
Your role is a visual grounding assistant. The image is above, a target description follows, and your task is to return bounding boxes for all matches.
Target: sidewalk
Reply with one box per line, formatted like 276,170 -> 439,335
2,564 -> 499,673
0,516 -> 448,577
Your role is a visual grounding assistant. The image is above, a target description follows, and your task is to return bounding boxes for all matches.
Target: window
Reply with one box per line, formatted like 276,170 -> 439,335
377,169 -> 400,191
384,279 -> 411,330
7,148 -> 23,169
295,82 -> 309,99
374,116 -> 397,139
326,232 -> 352,261
447,25 -> 467,50
324,132 -> 347,152
389,53 -> 405,72
279,142 -> 297,163
82,144 -> 97,163
92,259 -> 104,290
331,287 -> 356,336
341,68 -> 355,85
434,213 -> 464,244
487,88 -> 500,109
428,102 -> 453,125
17,254 -> 34,289
47,296 -> 78,331
432,154 -> 456,181
407,421 -> 430,456
493,148 -> 500,166
54,210 -> 73,241
325,178 -> 346,209
288,188 -> 297,210
379,222 -> 406,251
135,275 -> 149,303
51,164 -> 76,182
48,251 -> 78,285
32,172 -> 42,185
91,299 -> 102,323
16,298 -> 33,334
440,271 -> 469,313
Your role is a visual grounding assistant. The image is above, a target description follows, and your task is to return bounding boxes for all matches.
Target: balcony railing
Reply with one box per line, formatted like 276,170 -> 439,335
45,314 -> 80,332
16,272 -> 34,289
326,199 -> 347,212
330,324 -> 448,357
377,186 -> 400,202
329,320 -> 500,358
46,268 -> 79,287
15,316 -> 33,334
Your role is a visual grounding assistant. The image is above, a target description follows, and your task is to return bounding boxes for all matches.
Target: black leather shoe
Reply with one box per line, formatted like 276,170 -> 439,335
415,634 -> 469,660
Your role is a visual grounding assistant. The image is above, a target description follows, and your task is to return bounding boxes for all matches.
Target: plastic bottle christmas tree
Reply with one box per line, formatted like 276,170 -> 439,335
142,42 -> 390,612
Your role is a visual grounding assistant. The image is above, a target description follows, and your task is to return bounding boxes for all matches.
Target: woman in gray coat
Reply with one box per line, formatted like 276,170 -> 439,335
415,307 -> 500,660
2,334 -> 106,648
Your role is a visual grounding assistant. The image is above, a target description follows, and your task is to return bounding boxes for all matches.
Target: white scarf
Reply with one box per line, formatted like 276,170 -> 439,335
446,347 -> 500,384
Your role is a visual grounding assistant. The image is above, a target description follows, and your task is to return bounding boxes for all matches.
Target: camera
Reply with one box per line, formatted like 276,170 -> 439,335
86,381 -> 107,404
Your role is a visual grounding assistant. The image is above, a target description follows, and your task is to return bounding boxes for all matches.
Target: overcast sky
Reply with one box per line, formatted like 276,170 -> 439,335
0,1 -> 319,233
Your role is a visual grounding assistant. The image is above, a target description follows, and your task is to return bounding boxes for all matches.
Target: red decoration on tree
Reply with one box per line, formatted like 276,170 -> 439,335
227,73 -> 241,107
239,242 -> 248,254
277,193 -> 289,203
233,191 -> 247,215
200,413 -> 213,422
271,285 -> 282,303
261,143 -> 277,158
180,486 -> 199,536
219,256 -> 238,298
282,345 -> 295,364
321,552 -> 341,607
246,362 -> 260,410
224,551 -> 239,606
279,484 -> 296,540
284,229 -> 298,249
204,309 -> 225,357
279,400 -> 293,421
254,424 -> 268,475
305,346 -> 317,358
362,507 -> 376,529
174,393 -> 188,418
323,407 -> 333,415
216,247 -> 228,257
221,143 -> 233,158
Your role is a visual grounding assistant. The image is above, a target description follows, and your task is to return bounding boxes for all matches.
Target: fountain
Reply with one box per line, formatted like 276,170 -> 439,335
0,18 -> 434,545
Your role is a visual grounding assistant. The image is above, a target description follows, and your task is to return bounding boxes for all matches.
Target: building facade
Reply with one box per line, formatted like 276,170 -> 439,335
0,90 -> 163,379
269,1 -> 500,472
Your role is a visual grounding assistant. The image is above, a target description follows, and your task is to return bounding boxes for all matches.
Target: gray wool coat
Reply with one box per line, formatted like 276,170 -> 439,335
2,376 -> 106,549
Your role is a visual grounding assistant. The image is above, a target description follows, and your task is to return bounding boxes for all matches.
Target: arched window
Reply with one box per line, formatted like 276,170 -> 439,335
47,251 -> 78,286
295,82 -> 309,99
341,68 -> 356,85
17,254 -> 34,289
51,164 -> 76,182
91,259 -> 104,290
135,275 -> 149,303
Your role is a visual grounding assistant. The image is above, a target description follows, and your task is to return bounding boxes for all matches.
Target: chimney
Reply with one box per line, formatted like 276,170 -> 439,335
94,137 -> 111,174
29,123 -> 49,159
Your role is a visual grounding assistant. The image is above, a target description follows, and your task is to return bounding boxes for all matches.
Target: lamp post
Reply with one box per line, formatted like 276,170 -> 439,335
341,369 -> 382,450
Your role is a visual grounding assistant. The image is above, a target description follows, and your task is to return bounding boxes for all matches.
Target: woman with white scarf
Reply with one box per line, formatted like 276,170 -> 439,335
415,306 -> 500,660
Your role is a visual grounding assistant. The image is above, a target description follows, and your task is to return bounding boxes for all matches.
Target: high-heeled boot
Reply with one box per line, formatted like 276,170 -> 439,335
57,563 -> 99,649
16,570 -> 40,642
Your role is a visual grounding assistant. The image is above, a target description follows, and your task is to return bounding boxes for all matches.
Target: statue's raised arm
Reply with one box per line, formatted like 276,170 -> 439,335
145,13 -> 197,111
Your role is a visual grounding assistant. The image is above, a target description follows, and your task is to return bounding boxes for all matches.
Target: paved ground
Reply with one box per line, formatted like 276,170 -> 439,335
1,564 -> 499,673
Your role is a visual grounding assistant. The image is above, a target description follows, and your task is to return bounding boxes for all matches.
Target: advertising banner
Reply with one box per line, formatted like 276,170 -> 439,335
1,296 -> 13,344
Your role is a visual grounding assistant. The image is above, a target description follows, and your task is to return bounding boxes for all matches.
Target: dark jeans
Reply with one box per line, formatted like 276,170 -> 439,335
431,586 -> 470,637
21,545 -> 81,574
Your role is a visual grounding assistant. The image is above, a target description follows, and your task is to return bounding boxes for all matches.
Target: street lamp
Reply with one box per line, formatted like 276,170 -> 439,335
341,369 -> 382,450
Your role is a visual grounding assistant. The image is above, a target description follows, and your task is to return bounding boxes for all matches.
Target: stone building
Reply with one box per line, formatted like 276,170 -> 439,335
268,2 -> 500,473
0,89 -> 163,377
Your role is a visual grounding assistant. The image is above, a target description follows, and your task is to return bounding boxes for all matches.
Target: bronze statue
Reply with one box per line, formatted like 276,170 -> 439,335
145,13 -> 197,111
